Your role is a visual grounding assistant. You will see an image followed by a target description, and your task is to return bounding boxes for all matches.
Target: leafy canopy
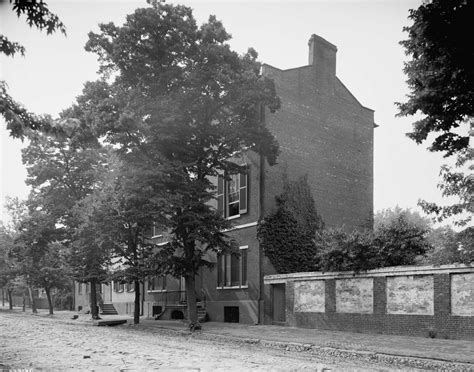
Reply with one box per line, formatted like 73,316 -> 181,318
1,0 -> 67,139
397,0 -> 473,156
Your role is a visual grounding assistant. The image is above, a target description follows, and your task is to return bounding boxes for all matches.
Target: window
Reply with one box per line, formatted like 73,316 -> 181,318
217,246 -> 248,288
148,276 -> 166,291
78,283 -> 82,295
113,281 -> 124,292
126,282 -> 134,292
86,282 -> 91,293
217,172 -> 248,218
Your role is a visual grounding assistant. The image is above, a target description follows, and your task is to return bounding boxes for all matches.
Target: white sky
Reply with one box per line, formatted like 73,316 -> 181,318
0,0 -> 459,225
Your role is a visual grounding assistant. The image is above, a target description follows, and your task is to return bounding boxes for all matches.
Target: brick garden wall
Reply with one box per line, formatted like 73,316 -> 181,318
264,264 -> 474,340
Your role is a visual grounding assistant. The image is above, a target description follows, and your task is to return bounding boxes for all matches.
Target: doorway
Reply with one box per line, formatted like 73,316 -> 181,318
272,284 -> 286,324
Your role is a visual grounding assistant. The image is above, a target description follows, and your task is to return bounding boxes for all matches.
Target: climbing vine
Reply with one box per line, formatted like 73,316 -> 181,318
257,174 -> 323,274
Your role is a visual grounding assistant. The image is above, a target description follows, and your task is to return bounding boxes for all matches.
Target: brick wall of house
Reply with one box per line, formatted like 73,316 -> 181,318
200,224 -> 260,324
264,265 -> 474,340
261,35 -> 374,230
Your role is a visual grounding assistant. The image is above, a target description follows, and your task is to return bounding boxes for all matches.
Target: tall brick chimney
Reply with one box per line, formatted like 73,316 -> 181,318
308,34 -> 337,92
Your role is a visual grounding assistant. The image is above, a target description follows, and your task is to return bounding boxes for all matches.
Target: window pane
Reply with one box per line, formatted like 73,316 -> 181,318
217,175 -> 224,194
225,254 -> 231,286
228,174 -> 239,194
230,254 -> 240,286
228,202 -> 240,217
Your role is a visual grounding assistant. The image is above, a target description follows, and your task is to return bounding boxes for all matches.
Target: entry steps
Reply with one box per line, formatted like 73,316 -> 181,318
100,303 -> 118,315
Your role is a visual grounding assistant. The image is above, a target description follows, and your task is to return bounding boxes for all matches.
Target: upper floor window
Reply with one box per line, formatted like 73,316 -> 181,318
126,282 -> 134,292
217,246 -> 248,289
148,275 -> 166,291
217,173 -> 248,219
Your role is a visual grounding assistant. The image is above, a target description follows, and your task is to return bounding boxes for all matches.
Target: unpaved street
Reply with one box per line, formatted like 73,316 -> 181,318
0,311 -> 407,371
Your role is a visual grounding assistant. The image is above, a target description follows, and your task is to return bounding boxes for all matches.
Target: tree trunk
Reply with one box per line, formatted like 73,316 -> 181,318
8,289 -> 13,310
185,275 -> 200,331
2,288 -> 4,307
133,280 -> 140,324
45,287 -> 54,315
28,286 -> 37,314
90,280 -> 100,320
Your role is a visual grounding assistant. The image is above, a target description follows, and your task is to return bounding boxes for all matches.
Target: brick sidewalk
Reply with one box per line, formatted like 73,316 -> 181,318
139,319 -> 474,365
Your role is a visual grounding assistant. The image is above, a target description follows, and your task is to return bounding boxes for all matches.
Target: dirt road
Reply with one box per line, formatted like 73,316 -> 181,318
0,311 -> 408,371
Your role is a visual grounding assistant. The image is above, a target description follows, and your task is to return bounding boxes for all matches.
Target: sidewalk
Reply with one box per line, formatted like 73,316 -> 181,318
2,307 -> 473,369
138,319 -> 474,366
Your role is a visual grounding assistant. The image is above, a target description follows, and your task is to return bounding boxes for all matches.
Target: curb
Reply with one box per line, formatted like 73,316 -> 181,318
138,324 -> 474,371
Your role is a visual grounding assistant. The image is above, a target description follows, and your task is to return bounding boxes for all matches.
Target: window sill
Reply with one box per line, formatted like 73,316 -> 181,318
226,214 -> 241,221
216,285 -> 248,290
147,289 -> 167,293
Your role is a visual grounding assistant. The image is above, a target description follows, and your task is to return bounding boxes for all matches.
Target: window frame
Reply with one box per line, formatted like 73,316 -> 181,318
126,282 -> 135,292
113,281 -> 124,293
147,275 -> 167,293
217,171 -> 248,220
217,245 -> 249,290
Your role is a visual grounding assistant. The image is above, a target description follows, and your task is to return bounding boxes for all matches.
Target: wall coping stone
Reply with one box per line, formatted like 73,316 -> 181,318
264,264 -> 474,284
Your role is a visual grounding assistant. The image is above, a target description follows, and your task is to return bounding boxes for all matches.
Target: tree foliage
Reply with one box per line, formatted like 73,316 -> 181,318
19,121 -> 108,318
421,225 -> 473,265
317,215 -> 432,272
1,0 -> 66,138
418,150 -> 473,226
1,0 -> 66,57
398,0 -> 473,226
78,1 -> 281,327
72,156 -> 168,324
397,0 -> 473,156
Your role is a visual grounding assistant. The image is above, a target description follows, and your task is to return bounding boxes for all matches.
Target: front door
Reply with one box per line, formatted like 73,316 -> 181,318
272,283 -> 286,324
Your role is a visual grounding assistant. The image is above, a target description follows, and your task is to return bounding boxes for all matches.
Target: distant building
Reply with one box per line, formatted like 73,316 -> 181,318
75,34 -> 375,324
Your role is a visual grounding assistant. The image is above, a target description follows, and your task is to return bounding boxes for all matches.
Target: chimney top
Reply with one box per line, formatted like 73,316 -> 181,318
308,34 -> 337,53
308,34 -> 337,79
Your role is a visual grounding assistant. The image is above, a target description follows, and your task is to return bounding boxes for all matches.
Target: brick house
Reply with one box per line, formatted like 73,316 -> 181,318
75,34 -> 375,323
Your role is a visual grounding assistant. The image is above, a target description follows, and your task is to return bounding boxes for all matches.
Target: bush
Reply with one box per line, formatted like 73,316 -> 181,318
315,228 -> 378,272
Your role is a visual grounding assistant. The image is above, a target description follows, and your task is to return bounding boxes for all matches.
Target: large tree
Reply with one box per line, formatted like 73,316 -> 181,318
80,1 -> 280,328
13,207 -> 68,315
397,0 -> 474,226
73,156 -> 168,324
1,0 -> 66,138
21,120 -> 109,318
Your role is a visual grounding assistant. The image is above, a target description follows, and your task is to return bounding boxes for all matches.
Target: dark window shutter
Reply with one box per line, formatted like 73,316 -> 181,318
239,173 -> 248,214
217,175 -> 225,217
241,249 -> 247,286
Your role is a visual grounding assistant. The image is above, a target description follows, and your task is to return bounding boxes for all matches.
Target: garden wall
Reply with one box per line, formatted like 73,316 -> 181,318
264,264 -> 474,340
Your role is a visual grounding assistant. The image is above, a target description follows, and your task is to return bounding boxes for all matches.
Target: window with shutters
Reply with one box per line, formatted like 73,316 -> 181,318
217,172 -> 248,219
217,246 -> 248,289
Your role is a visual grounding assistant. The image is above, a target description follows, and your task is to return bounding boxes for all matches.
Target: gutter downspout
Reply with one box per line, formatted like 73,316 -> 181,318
257,103 -> 266,325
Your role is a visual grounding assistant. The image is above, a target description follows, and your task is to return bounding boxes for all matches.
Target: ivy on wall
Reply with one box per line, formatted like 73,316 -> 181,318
257,175 -> 323,274
258,175 -> 433,274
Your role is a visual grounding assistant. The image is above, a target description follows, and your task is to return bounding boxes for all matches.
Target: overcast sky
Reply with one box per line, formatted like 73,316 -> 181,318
0,0 -> 458,225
